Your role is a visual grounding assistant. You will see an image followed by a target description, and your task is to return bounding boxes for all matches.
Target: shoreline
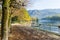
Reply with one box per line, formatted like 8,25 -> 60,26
0,25 -> 60,40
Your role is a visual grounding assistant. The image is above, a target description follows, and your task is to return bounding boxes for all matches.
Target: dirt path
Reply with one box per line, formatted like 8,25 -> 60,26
8,25 -> 60,40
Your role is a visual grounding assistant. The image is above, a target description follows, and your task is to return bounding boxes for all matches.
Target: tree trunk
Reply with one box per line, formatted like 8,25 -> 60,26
1,0 -> 10,40
8,12 -> 11,33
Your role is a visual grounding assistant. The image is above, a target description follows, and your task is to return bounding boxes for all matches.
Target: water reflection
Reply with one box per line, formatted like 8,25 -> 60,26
38,23 -> 60,34
32,19 -> 60,34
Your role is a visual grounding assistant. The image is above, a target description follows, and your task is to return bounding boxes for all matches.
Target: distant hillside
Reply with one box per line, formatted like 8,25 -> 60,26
28,9 -> 60,19
41,16 -> 60,21
39,16 -> 60,24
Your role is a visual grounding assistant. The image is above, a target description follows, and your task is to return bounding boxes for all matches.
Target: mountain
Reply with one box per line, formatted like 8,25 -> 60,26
28,9 -> 60,19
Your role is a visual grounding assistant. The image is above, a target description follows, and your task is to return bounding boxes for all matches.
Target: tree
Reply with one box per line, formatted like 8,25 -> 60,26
1,0 -> 10,40
11,7 -> 31,23
1,0 -> 30,40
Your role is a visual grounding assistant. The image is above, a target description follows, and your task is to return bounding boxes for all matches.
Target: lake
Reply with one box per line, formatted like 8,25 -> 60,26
33,19 -> 60,35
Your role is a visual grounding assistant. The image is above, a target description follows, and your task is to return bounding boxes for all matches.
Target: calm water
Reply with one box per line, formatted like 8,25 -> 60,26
39,25 -> 60,34
34,20 -> 60,34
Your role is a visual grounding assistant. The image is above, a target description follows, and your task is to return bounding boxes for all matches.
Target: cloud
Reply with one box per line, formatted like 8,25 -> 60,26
27,0 -> 60,10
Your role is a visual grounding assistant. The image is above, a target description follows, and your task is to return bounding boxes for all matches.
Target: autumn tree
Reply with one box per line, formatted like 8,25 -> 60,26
1,0 -> 10,40
1,0 -> 30,40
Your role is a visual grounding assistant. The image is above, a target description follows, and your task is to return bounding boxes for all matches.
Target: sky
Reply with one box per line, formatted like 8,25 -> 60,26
27,0 -> 60,10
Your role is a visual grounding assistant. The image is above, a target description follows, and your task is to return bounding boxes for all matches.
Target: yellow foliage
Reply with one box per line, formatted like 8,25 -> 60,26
12,7 -> 31,22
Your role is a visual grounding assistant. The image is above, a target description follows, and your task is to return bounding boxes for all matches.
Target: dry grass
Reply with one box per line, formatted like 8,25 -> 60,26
0,25 -> 60,40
